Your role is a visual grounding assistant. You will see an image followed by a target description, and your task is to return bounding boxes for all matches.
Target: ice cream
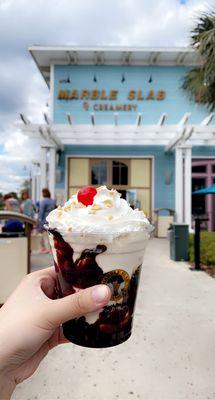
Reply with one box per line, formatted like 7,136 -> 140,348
46,186 -> 152,348
46,185 -> 151,240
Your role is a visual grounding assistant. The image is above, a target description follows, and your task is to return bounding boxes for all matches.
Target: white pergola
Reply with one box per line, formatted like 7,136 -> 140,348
19,46 -> 215,228
20,111 -> 215,228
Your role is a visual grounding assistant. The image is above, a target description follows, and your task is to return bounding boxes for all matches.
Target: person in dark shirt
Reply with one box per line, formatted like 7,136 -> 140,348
2,193 -> 23,233
38,188 -> 56,253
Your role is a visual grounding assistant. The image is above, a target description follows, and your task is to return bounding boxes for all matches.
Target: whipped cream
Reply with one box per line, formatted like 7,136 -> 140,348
46,186 -> 152,240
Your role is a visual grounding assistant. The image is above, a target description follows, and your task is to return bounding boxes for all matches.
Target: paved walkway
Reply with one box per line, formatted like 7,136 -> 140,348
13,239 -> 215,400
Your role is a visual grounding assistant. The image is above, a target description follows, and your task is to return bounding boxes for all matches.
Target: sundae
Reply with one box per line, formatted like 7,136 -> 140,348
46,186 -> 152,348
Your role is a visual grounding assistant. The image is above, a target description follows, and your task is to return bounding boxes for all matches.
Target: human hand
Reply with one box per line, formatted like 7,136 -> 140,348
0,267 -> 111,399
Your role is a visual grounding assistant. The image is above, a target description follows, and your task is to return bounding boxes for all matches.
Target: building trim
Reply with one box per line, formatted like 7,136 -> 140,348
28,46 -> 202,86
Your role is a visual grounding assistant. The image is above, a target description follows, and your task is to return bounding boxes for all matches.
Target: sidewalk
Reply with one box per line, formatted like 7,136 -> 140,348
13,239 -> 215,400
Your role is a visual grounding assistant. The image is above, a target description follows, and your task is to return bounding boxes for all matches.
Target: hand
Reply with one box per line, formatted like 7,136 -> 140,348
0,267 -> 111,399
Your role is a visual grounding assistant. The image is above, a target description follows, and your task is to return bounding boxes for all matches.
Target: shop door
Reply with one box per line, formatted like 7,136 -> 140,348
68,158 -> 151,217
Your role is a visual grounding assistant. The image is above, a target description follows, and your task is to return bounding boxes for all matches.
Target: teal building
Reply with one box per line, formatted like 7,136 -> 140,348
21,47 -> 215,233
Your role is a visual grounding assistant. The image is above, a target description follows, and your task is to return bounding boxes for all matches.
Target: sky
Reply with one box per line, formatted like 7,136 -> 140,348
0,0 -> 213,194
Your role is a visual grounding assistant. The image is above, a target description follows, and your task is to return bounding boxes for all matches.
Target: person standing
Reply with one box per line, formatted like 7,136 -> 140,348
38,188 -> 56,253
20,190 -> 35,219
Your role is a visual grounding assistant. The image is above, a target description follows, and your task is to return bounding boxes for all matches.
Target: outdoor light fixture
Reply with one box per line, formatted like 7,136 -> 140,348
164,171 -> 173,185
121,74 -> 125,83
148,75 -> 153,83
114,113 -> 118,126
90,113 -> 96,126
93,75 -> 97,82
67,113 -> 72,125
59,77 -> 71,83
56,149 -> 63,166
136,113 -> 142,127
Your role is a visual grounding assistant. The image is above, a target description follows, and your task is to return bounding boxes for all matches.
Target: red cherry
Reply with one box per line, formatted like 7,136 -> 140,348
77,186 -> 97,206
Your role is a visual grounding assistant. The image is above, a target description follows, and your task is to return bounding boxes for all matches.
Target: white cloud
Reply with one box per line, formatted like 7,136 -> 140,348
0,0 -> 214,193
0,131 -> 40,193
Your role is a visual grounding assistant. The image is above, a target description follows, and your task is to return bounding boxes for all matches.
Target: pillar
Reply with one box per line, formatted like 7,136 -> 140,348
31,173 -> 36,204
184,146 -> 192,229
40,146 -> 48,195
49,147 -> 56,199
175,147 -> 183,223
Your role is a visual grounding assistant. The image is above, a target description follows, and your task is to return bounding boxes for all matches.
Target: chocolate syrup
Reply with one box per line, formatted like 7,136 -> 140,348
49,229 -> 141,348
49,229 -> 105,289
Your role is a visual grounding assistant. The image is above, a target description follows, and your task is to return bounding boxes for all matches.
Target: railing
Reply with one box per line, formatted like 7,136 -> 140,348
0,211 -> 36,273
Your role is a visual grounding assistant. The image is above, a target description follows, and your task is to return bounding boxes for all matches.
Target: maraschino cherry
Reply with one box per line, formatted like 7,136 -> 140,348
77,186 -> 97,206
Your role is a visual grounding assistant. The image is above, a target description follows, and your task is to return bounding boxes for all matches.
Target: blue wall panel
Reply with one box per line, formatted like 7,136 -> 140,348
192,147 -> 215,157
53,65 -> 208,125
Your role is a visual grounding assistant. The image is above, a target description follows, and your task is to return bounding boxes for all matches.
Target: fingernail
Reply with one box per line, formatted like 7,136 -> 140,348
92,285 -> 110,305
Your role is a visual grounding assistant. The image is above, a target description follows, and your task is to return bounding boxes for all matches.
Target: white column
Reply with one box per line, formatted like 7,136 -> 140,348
31,173 -> 36,204
36,173 -> 40,204
184,146 -> 192,230
40,146 -> 47,194
175,147 -> 183,223
49,147 -> 56,199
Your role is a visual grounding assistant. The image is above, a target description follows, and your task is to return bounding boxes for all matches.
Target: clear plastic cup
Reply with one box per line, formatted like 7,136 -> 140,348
48,229 -> 150,348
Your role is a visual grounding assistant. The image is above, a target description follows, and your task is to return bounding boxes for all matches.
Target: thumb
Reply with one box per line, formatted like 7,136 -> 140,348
43,285 -> 111,328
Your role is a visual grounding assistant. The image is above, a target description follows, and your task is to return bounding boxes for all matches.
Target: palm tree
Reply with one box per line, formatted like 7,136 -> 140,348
182,9 -> 215,110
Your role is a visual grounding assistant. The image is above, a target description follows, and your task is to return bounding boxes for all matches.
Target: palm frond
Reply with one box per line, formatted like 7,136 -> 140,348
182,8 -> 215,111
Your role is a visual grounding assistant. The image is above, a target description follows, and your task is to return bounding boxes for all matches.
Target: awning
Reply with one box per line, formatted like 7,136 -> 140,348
192,185 -> 215,195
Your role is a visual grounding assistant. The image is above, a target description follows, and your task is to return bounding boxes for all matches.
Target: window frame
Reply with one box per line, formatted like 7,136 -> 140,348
89,158 -> 130,189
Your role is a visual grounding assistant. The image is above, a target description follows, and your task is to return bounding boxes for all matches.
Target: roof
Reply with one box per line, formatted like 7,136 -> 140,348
29,46 -> 202,86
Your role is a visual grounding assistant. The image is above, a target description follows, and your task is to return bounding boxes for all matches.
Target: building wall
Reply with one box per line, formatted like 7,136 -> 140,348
52,64 -> 215,225
53,65 -> 208,124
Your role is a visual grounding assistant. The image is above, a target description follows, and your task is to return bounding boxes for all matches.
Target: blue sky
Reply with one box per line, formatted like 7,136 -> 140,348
0,0 -> 213,193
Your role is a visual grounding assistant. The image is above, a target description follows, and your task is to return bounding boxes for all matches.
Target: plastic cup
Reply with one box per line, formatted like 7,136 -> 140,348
48,229 -> 149,348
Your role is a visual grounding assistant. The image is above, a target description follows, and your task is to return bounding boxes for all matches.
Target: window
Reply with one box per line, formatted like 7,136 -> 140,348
91,160 -> 107,185
192,165 -> 206,173
192,178 -> 206,216
112,161 -> 128,185
90,159 -> 129,187
212,165 -> 215,173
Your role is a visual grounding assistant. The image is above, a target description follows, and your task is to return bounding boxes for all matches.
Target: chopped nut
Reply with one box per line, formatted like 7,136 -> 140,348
91,204 -> 102,211
106,215 -> 113,221
64,204 -> 71,212
89,204 -> 102,214
89,209 -> 96,214
103,199 -> 113,208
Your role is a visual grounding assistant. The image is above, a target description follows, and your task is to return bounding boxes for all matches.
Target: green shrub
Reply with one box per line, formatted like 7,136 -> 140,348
189,232 -> 215,266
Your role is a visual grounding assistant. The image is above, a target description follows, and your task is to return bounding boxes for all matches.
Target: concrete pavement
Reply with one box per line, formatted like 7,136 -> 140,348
13,239 -> 215,400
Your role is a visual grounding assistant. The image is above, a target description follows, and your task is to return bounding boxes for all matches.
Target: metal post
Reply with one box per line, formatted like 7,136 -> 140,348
194,218 -> 201,270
